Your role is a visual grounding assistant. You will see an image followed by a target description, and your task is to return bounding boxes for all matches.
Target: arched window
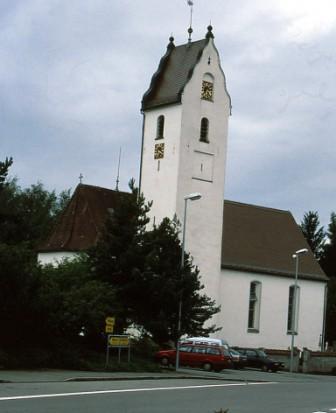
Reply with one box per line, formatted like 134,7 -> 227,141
287,285 -> 300,333
156,115 -> 164,140
200,117 -> 209,143
248,281 -> 261,332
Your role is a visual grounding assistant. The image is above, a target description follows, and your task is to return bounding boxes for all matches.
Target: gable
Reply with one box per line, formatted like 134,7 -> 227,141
142,38 -> 208,111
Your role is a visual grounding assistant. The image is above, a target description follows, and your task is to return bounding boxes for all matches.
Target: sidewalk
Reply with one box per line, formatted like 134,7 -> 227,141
1,367 -> 331,384
0,368 -> 223,384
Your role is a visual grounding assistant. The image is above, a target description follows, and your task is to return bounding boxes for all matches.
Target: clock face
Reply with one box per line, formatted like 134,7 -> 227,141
201,80 -> 213,101
154,143 -> 165,159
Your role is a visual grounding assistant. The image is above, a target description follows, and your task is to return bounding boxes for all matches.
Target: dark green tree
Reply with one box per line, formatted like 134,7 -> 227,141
320,213 -> 336,345
0,157 -> 13,190
320,212 -> 336,278
88,179 -> 151,332
37,257 -> 117,350
300,211 -> 325,259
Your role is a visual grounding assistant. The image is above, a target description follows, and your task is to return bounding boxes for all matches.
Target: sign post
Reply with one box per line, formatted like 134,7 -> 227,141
106,335 -> 131,366
105,317 -> 115,368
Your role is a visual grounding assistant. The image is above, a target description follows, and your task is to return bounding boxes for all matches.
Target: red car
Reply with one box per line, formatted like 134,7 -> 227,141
155,343 -> 233,372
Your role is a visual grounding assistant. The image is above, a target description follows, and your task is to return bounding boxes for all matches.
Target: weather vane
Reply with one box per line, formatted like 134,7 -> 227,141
187,0 -> 194,43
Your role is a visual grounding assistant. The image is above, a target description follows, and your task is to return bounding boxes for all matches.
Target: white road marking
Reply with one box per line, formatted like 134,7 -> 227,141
0,381 -> 276,401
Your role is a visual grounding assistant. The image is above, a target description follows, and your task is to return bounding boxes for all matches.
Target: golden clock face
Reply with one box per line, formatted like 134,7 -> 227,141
201,80 -> 213,101
154,143 -> 165,159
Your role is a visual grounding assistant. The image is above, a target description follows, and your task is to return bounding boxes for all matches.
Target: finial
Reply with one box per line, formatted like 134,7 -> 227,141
188,27 -> 193,43
167,35 -> 175,50
79,173 -> 83,184
187,0 -> 194,43
206,24 -> 214,39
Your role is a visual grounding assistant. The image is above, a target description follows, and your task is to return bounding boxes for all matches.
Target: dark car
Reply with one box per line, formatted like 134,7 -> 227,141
229,348 -> 247,369
233,347 -> 284,372
155,343 -> 233,372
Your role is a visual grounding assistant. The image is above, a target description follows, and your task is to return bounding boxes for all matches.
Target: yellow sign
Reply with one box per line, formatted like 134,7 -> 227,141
105,325 -> 114,333
108,335 -> 130,347
105,317 -> 115,326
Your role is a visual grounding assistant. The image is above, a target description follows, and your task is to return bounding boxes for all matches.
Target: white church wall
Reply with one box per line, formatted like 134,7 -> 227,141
219,269 -> 326,351
140,105 -> 182,225
38,251 -> 78,266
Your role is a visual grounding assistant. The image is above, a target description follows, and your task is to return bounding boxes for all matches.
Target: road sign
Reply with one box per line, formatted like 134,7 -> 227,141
105,316 -> 115,326
105,325 -> 114,333
108,335 -> 130,347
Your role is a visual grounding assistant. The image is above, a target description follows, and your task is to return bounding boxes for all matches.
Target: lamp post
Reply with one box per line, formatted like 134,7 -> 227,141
176,192 -> 202,370
290,248 -> 308,372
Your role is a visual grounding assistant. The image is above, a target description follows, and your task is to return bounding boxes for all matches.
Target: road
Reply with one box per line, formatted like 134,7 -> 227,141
1,370 -> 336,413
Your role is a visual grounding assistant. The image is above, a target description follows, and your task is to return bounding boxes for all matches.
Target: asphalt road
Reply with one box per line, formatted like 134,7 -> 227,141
1,370 -> 336,413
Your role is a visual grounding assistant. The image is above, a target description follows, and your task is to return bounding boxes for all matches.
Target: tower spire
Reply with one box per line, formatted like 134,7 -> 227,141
187,0 -> 193,43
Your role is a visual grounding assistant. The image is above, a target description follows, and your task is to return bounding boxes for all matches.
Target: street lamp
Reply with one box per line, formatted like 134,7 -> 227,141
176,192 -> 202,370
290,248 -> 308,373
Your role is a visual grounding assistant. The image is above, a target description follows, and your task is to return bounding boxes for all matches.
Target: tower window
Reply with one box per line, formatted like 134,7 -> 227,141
156,115 -> 165,140
248,281 -> 261,332
200,118 -> 209,143
287,285 -> 300,334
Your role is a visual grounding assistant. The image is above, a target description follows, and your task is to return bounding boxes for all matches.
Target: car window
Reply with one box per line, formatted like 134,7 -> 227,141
256,350 -> 267,357
193,346 -> 207,354
246,350 -> 257,357
179,346 -> 192,352
206,347 -> 220,355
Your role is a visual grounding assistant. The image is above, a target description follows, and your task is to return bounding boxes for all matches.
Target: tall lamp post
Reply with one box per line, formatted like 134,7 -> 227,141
290,248 -> 308,373
176,192 -> 202,370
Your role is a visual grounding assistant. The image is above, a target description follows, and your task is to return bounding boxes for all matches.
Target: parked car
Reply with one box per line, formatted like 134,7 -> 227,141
228,348 -> 247,369
233,347 -> 284,372
155,343 -> 233,372
180,337 -> 230,350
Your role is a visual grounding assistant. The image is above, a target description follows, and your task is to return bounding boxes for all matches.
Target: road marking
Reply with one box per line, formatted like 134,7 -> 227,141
0,381 -> 276,401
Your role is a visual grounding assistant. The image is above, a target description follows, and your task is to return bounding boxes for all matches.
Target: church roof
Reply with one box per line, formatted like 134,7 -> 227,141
38,184 -> 128,252
39,185 -> 327,282
221,200 -> 327,282
141,37 -> 209,111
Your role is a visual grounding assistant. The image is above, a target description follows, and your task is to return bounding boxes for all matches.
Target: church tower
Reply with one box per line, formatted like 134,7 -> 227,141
140,26 -> 231,309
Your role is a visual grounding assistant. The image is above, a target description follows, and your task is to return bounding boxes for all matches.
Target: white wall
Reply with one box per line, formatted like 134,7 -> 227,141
38,251 -> 78,266
218,268 -> 326,351
140,104 -> 182,224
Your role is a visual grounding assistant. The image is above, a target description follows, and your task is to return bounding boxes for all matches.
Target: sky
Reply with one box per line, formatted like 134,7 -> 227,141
1,0 -> 335,228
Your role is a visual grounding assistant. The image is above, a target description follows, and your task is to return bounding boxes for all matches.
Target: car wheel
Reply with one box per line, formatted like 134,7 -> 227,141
203,362 -> 212,372
160,357 -> 169,366
261,365 -> 268,372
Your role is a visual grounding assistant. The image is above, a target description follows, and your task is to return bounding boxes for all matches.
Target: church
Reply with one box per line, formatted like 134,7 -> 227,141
38,26 -> 327,351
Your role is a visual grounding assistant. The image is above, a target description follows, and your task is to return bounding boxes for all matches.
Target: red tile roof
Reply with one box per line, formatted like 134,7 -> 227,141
38,184 -> 128,252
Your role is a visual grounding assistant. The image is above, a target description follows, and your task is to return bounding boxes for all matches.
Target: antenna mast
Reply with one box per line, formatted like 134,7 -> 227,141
115,147 -> 122,191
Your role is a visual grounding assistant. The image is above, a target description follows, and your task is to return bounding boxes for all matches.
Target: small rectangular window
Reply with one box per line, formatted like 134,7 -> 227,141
248,281 -> 261,332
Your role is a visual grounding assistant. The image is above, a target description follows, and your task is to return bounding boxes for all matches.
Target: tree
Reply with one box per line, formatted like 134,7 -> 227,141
0,157 -> 13,190
320,212 -> 336,278
88,179 -> 151,332
320,213 -> 336,345
37,257 -> 117,350
300,211 -> 325,259
89,181 -> 220,344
